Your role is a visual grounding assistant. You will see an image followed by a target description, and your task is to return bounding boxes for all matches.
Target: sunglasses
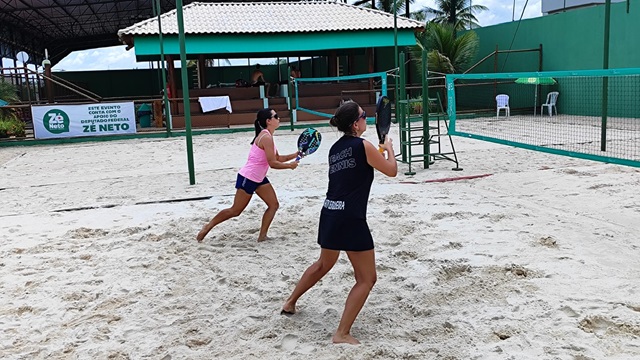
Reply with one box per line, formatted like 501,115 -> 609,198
271,114 -> 279,119
358,111 -> 366,120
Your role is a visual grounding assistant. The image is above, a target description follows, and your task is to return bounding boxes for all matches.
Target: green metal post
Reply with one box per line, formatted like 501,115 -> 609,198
422,49 -> 430,169
393,0 -> 399,133
399,52 -> 406,104
400,52 -> 414,174
601,0 -> 611,152
176,0 -> 196,185
399,53 -> 406,162
393,1 -> 398,84
155,0 -> 171,135
293,79 -> 299,131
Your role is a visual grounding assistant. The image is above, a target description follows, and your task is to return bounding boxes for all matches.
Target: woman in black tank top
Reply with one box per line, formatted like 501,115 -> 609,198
282,101 -> 398,345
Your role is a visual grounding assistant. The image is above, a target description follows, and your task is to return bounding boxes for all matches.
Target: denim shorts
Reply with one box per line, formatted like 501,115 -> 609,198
235,174 -> 270,195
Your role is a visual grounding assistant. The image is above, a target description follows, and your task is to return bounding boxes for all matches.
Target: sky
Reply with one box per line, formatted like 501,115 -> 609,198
1,0 -> 542,72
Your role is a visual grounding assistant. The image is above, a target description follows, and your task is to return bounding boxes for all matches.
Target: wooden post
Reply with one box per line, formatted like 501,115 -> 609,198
35,64 -> 42,102
198,54 -> 206,89
12,58 -> 18,89
348,50 -> 355,76
153,100 -> 163,127
23,64 -> 31,103
367,47 -> 375,103
494,45 -> 498,100
166,55 -> 177,115
538,43 -> 543,71
43,60 -> 54,103
328,51 -> 337,77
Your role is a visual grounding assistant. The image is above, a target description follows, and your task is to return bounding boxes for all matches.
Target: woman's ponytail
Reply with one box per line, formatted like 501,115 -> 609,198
251,108 -> 275,144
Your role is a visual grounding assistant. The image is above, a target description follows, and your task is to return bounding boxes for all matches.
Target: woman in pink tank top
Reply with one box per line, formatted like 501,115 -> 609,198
197,108 -> 299,242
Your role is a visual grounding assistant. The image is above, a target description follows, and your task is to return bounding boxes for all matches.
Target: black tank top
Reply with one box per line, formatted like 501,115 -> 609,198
321,136 -> 374,220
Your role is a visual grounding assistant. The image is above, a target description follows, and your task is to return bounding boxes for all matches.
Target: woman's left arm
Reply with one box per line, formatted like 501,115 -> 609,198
276,151 -> 298,162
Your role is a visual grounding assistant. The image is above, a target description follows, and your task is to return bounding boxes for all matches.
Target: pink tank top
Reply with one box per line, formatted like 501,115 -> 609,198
238,130 -> 277,182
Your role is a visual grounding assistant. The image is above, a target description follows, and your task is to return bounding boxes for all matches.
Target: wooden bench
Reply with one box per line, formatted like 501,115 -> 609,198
189,87 -> 261,99
170,86 -> 266,129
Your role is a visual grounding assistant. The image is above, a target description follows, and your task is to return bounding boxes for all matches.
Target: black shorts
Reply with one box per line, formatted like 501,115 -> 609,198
235,174 -> 269,195
317,215 -> 374,252
252,81 -> 266,87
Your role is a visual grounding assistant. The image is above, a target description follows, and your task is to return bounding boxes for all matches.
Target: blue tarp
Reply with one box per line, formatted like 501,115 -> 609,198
0,99 -> 8,107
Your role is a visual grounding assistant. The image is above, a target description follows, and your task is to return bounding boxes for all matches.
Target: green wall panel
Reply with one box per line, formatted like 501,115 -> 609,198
457,2 -> 640,118
470,2 -> 639,73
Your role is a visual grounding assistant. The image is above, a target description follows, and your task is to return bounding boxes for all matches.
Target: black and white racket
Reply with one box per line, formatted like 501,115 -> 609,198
375,96 -> 392,153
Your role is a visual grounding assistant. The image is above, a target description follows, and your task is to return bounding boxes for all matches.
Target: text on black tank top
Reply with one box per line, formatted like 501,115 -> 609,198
322,136 -> 374,219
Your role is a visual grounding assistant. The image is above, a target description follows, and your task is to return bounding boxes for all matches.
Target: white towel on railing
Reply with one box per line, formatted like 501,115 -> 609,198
198,96 -> 232,113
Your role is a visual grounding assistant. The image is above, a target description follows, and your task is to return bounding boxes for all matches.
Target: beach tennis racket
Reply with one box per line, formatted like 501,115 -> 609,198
295,128 -> 322,161
376,96 -> 392,153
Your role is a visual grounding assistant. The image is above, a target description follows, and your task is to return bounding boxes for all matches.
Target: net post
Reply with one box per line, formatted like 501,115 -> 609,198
393,0 -> 399,133
176,0 -> 195,185
601,0 -> 612,151
422,49 -> 430,169
400,52 -> 415,175
446,74 -> 456,133
381,73 -> 388,97
397,54 -> 406,163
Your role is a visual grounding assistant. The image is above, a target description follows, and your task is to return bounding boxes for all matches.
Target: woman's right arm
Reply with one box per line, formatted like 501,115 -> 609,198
364,137 -> 397,177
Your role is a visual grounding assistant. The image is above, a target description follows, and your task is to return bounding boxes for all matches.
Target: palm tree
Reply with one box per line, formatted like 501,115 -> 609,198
413,22 -> 479,74
409,22 -> 479,111
187,59 -> 231,68
352,0 -> 414,15
416,0 -> 488,30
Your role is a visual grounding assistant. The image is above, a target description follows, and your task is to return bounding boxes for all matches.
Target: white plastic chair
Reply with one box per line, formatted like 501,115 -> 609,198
496,94 -> 510,118
541,91 -> 559,116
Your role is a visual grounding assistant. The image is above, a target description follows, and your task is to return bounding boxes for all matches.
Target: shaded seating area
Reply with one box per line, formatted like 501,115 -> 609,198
169,81 -> 378,128
170,86 -> 267,128
117,1 -> 423,130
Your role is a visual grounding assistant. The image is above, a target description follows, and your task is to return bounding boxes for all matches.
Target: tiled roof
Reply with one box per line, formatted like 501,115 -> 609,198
118,1 -> 424,37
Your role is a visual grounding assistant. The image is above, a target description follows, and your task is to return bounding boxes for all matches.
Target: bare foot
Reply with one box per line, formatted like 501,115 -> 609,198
196,226 -> 211,242
281,302 -> 296,315
332,333 -> 360,345
257,235 -> 273,242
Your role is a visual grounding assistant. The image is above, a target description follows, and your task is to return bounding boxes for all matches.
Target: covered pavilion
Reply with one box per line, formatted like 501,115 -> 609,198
117,1 -> 424,127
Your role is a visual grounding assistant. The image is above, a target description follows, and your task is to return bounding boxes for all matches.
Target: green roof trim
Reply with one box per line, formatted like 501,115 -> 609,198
133,30 -> 418,60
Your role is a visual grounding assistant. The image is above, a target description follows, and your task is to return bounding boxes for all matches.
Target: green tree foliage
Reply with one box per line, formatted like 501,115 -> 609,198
0,118 -> 25,138
0,79 -> 19,121
413,22 -> 479,74
187,59 -> 231,68
0,79 -> 25,138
